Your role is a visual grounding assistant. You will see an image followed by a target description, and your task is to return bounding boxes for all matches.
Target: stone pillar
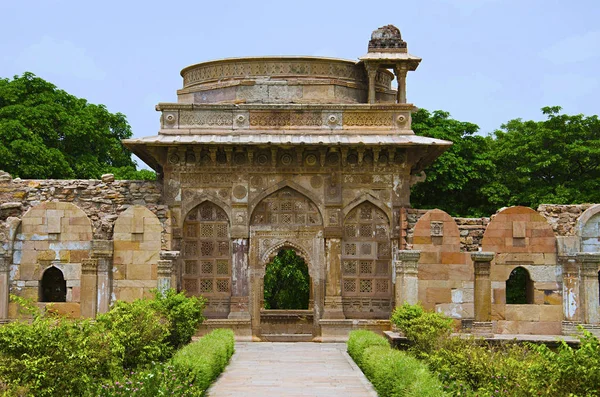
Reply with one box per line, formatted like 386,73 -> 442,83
158,251 -> 179,294
395,250 -> 420,306
92,240 -> 113,314
561,254 -> 581,322
393,65 -> 407,103
323,238 -> 344,319
229,238 -> 250,319
365,63 -> 378,104
80,259 -> 98,318
0,254 -> 9,320
472,252 -> 494,334
578,252 -> 600,324
249,267 -> 265,340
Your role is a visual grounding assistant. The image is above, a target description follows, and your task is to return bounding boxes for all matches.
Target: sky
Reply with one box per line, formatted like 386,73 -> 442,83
1,0 -> 599,168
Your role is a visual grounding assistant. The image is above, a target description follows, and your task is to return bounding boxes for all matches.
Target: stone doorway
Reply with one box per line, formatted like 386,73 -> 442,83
260,248 -> 314,341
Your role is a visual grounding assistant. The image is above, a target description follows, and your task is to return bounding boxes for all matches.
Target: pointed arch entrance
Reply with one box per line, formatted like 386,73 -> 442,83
249,186 -> 325,340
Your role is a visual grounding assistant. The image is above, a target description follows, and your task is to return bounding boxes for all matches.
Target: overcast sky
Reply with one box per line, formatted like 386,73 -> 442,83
2,0 -> 599,167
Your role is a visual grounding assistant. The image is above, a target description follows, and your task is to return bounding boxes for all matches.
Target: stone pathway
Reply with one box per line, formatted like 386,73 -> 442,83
207,342 -> 378,397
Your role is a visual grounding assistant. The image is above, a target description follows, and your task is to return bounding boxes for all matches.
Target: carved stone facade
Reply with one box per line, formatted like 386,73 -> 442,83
1,25 -> 599,340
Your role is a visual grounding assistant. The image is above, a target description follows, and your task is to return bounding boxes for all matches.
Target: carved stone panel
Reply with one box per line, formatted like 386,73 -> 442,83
341,202 -> 392,318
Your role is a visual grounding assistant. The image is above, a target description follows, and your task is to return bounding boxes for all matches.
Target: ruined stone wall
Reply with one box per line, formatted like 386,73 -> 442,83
537,204 -> 592,237
0,175 -> 169,250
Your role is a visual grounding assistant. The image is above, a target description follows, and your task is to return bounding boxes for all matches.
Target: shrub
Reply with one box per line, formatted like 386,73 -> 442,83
346,330 -> 389,368
172,329 -> 235,391
95,363 -> 203,397
0,298 -> 120,396
150,289 -> 205,349
348,331 -> 447,397
96,299 -> 171,369
391,303 -> 453,356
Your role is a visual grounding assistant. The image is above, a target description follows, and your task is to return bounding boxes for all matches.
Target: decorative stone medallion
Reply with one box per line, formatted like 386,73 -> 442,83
305,154 -> 318,166
430,221 -> 444,237
310,175 -> 323,189
233,185 -> 248,200
281,153 -> 293,166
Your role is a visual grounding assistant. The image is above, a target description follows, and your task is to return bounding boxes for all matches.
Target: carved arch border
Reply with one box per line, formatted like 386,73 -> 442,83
576,204 -> 600,239
181,193 -> 232,226
248,179 -> 324,224
341,192 -> 392,224
260,239 -> 316,279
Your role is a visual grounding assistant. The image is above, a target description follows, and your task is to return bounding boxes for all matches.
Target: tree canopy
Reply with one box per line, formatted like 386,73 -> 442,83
0,73 -> 154,180
263,249 -> 310,310
412,107 -> 600,217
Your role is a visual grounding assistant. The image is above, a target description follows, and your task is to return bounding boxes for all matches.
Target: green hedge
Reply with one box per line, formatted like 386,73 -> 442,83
347,330 -> 447,397
172,328 -> 235,391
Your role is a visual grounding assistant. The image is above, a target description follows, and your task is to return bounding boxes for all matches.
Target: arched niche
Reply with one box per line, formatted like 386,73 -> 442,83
506,266 -> 534,305
40,266 -> 66,303
577,204 -> 600,253
341,201 -> 392,319
182,201 -> 231,318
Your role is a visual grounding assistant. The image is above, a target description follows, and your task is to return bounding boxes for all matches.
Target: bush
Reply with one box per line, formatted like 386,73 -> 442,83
150,289 -> 205,349
96,299 -> 172,369
95,363 -> 203,397
0,299 -> 120,396
390,303 -> 453,356
346,330 -> 389,368
347,331 -> 447,397
172,329 -> 235,392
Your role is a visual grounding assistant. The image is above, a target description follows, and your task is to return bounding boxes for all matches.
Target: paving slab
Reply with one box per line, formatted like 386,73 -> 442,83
208,342 -> 378,397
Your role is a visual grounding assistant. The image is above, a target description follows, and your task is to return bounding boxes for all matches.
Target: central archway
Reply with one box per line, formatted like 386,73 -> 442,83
248,186 -> 325,340
263,249 -> 310,310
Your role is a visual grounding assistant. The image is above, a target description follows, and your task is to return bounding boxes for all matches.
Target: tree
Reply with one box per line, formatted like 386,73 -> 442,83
489,106 -> 600,208
263,249 -> 310,310
0,73 -> 154,180
411,109 -> 497,217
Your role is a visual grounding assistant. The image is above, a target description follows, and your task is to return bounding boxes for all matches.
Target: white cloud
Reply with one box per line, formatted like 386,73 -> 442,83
12,36 -> 106,80
540,31 -> 600,64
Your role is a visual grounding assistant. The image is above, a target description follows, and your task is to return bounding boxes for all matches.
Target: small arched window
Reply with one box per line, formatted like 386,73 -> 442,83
506,266 -> 533,304
40,266 -> 66,302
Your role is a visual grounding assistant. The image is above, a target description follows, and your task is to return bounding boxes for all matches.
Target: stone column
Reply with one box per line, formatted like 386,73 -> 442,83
92,240 -> 113,314
323,238 -> 344,319
80,259 -> 98,318
249,267 -> 265,340
158,251 -> 179,294
393,65 -> 407,104
578,252 -> 600,324
395,250 -> 420,306
365,62 -> 379,104
472,252 -> 494,334
561,254 -> 581,322
229,238 -> 250,319
0,254 -> 9,320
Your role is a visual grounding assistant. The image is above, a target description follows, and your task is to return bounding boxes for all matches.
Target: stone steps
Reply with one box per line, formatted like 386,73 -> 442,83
260,333 -> 314,342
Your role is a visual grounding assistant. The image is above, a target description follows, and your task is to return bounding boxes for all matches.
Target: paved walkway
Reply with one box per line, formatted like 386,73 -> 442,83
207,342 -> 378,397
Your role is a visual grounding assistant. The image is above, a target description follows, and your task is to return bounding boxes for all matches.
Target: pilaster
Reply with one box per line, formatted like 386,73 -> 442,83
80,259 -> 98,318
158,251 -> 179,294
92,240 -> 113,314
471,252 -> 494,335
394,250 -> 420,306
323,237 -> 344,319
577,252 -> 600,324
0,254 -> 10,320
560,254 -> 581,322
229,238 -> 250,320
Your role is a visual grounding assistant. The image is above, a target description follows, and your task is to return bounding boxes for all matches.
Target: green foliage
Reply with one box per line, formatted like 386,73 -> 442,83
347,331 -> 447,396
347,330 -> 390,368
150,289 -> 206,349
171,329 -> 235,392
0,297 -> 120,396
0,72 -> 148,179
95,363 -> 202,397
411,109 -> 496,216
263,249 -> 310,309
412,107 -> 600,216
108,165 -> 157,181
390,303 -> 453,355
96,299 -> 171,369
490,106 -> 600,209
